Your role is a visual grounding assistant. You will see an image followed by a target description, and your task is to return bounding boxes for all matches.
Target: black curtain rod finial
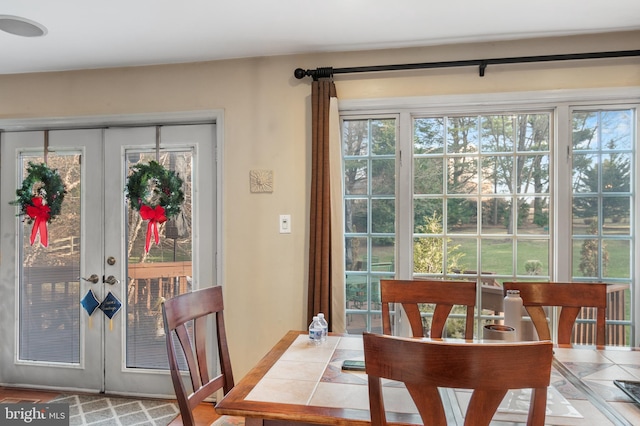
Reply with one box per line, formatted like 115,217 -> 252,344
294,68 -> 308,79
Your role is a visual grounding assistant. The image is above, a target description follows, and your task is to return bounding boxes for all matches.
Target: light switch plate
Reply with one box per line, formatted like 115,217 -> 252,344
279,214 -> 291,233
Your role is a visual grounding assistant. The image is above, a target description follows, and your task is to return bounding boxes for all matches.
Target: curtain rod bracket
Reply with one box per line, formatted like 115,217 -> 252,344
479,61 -> 487,77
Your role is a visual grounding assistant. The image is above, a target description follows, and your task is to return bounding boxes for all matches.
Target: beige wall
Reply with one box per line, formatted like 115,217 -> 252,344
1,30 -> 638,380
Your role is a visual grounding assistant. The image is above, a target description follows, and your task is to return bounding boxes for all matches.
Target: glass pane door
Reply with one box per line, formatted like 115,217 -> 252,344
104,124 -> 215,395
0,129 -> 103,391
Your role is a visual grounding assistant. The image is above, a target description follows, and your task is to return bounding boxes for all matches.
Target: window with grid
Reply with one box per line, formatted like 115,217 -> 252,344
341,103 -> 636,346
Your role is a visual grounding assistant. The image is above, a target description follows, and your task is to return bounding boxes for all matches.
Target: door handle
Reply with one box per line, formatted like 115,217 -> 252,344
104,275 -> 120,285
82,274 -> 100,284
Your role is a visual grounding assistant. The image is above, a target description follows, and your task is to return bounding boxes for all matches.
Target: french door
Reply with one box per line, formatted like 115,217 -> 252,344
0,123 -> 215,397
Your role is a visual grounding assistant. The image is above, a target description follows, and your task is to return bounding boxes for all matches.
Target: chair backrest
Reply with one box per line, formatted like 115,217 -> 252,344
503,282 -> 607,346
363,332 -> 553,426
162,286 -> 234,426
380,279 -> 476,339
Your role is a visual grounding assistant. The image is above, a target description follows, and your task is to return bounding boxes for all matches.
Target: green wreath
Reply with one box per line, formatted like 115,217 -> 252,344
125,160 -> 184,219
11,162 -> 66,223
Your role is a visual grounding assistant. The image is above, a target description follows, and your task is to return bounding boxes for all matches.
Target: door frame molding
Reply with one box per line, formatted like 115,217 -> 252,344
0,110 -> 225,287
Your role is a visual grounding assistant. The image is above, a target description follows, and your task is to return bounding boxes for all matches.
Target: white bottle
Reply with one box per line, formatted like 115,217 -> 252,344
317,313 -> 328,342
504,289 -> 523,341
308,316 -> 322,345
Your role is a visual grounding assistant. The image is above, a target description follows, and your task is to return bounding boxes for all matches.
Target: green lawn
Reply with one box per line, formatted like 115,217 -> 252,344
370,235 -> 630,279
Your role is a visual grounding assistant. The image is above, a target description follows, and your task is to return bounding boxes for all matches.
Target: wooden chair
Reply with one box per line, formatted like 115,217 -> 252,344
503,282 -> 607,346
380,279 -> 476,339
162,286 -> 242,426
363,332 -> 553,426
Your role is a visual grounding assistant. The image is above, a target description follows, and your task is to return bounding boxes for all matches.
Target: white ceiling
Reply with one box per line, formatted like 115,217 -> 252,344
1,0 -> 639,75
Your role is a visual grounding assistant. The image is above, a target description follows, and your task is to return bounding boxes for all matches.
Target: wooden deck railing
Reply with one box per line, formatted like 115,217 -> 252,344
126,261 -> 192,330
127,261 -> 192,309
574,283 -> 628,346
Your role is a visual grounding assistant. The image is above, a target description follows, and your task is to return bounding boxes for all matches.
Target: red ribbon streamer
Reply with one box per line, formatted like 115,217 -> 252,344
26,196 -> 50,247
140,205 -> 167,252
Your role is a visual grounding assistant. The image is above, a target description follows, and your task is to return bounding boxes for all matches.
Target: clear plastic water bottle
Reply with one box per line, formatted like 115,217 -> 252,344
308,316 -> 322,345
504,289 -> 523,341
317,313 -> 328,342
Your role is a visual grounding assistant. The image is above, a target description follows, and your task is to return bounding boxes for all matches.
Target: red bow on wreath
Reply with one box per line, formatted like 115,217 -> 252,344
26,196 -> 50,247
140,205 -> 167,253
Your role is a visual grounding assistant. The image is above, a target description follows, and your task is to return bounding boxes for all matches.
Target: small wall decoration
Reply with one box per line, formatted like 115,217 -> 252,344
250,169 -> 274,193
10,162 -> 67,248
125,160 -> 184,253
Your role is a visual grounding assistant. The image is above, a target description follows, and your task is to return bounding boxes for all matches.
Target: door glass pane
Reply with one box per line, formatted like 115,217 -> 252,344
19,154 -> 81,363
125,150 -> 192,369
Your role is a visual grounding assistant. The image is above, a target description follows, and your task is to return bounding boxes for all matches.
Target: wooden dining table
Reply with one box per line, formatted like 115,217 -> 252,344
215,330 -> 640,425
